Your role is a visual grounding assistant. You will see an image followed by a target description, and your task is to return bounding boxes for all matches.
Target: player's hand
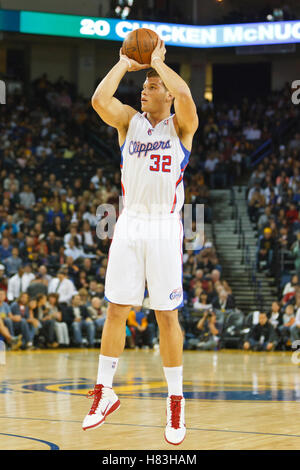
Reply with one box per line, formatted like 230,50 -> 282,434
119,49 -> 150,72
151,38 -> 166,67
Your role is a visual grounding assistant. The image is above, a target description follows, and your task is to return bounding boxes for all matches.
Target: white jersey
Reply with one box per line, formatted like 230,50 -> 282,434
120,112 -> 190,215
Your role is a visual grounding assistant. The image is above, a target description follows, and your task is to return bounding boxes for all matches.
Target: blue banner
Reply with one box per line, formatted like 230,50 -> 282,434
0,9 -> 300,48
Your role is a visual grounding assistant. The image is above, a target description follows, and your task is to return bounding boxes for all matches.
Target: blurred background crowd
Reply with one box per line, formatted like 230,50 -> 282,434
0,69 -> 299,353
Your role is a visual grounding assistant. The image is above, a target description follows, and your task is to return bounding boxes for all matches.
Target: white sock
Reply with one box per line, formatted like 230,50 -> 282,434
97,354 -> 119,388
163,366 -> 183,396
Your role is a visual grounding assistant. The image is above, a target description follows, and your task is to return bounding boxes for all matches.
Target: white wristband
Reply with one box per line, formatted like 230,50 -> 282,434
151,56 -> 162,63
120,56 -> 131,69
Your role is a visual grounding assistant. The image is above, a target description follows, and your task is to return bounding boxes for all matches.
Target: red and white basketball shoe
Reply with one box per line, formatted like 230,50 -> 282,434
82,384 -> 120,431
164,395 -> 186,445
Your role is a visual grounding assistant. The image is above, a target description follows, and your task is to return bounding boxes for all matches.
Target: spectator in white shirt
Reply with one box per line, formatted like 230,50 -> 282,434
90,168 -> 106,189
64,237 -> 87,261
19,184 -> 36,209
64,224 -> 82,248
7,266 -> 34,302
243,122 -> 262,141
204,153 -> 219,173
81,220 -> 97,252
48,266 -> 77,305
22,264 -> 35,291
282,275 -> 298,298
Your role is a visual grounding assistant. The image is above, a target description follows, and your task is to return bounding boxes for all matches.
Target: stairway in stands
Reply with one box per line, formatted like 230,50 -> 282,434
209,186 -> 276,314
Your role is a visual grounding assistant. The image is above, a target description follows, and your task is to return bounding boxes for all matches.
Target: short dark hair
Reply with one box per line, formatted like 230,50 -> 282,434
146,69 -> 167,90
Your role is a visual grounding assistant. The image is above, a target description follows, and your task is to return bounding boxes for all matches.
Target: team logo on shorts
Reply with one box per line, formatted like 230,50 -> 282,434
169,287 -> 183,300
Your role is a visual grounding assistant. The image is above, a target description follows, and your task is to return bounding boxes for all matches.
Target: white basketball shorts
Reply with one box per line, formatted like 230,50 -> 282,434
104,208 -> 184,311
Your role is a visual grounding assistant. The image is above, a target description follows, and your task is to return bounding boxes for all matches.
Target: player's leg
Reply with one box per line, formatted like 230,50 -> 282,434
155,309 -> 185,445
100,303 -> 132,359
83,212 -> 145,431
82,303 -> 131,431
146,216 -> 186,445
154,309 -> 183,368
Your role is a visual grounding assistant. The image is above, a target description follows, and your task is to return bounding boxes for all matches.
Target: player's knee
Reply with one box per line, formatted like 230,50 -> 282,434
155,310 -> 179,330
107,303 -> 131,323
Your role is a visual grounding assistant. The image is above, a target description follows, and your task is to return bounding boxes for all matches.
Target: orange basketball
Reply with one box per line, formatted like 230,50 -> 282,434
122,28 -> 159,65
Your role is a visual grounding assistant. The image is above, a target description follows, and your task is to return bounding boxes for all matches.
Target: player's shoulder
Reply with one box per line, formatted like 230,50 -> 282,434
172,114 -> 194,152
124,105 -> 139,124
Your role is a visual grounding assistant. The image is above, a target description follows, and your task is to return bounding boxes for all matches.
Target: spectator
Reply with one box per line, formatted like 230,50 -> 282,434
78,287 -> 91,307
27,273 -> 48,298
189,310 -> 220,350
278,304 -> 295,348
210,269 -> 232,294
268,301 -> 283,337
282,274 -> 299,303
46,293 -> 70,347
7,267 -> 27,302
243,312 -> 277,351
0,316 -> 22,350
64,237 -> 86,261
212,289 -> 235,311
291,304 -> 300,344
0,237 -> 12,260
256,227 -> 275,273
19,183 -> 36,210
64,294 -> 95,347
47,231 -> 62,257
127,307 -> 154,349
0,288 -> 16,340
0,265 -> 8,293
37,265 -> 52,285
9,293 -> 36,350
64,223 -> 82,248
192,291 -> 212,312
81,220 -> 97,253
292,231 -> 300,278
248,188 -> 266,223
48,265 -> 77,306
35,293 -> 59,348
87,296 -> 106,335
3,247 -> 22,277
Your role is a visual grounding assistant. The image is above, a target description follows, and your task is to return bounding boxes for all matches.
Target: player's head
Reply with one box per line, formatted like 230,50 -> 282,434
141,69 -> 174,113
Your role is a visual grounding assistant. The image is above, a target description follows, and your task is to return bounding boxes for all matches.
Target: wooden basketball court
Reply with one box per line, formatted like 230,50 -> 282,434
1,348 -> 300,450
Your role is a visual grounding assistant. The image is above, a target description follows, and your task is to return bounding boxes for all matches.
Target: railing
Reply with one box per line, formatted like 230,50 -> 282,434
231,187 -> 264,311
250,116 -> 299,168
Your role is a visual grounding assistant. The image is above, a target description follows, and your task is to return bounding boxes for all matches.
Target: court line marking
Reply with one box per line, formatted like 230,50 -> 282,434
0,432 -> 59,449
1,416 -> 300,439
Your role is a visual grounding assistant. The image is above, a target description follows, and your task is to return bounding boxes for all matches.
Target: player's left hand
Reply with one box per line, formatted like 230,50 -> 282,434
151,38 -> 166,67
119,49 -> 151,72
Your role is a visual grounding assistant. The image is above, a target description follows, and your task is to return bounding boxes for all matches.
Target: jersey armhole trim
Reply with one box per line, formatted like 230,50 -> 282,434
179,140 -> 191,170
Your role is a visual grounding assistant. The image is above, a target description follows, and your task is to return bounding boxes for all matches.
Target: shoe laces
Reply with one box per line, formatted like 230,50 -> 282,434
169,395 -> 183,429
86,384 -> 104,415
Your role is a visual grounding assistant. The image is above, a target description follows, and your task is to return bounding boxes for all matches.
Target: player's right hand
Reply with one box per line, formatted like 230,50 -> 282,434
119,49 -> 150,72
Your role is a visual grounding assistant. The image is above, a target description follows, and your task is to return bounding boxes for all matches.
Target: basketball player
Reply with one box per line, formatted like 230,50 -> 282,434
82,38 -> 198,445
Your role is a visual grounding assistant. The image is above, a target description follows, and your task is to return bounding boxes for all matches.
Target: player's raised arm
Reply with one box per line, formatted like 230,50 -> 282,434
91,51 -> 150,141
149,39 -> 198,141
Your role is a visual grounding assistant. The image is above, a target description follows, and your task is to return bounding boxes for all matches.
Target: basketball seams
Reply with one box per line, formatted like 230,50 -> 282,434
135,29 -> 143,64
145,29 -> 155,54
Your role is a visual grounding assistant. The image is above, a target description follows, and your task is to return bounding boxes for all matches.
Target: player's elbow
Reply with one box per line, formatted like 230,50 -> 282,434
91,91 -> 109,110
176,87 -> 192,101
